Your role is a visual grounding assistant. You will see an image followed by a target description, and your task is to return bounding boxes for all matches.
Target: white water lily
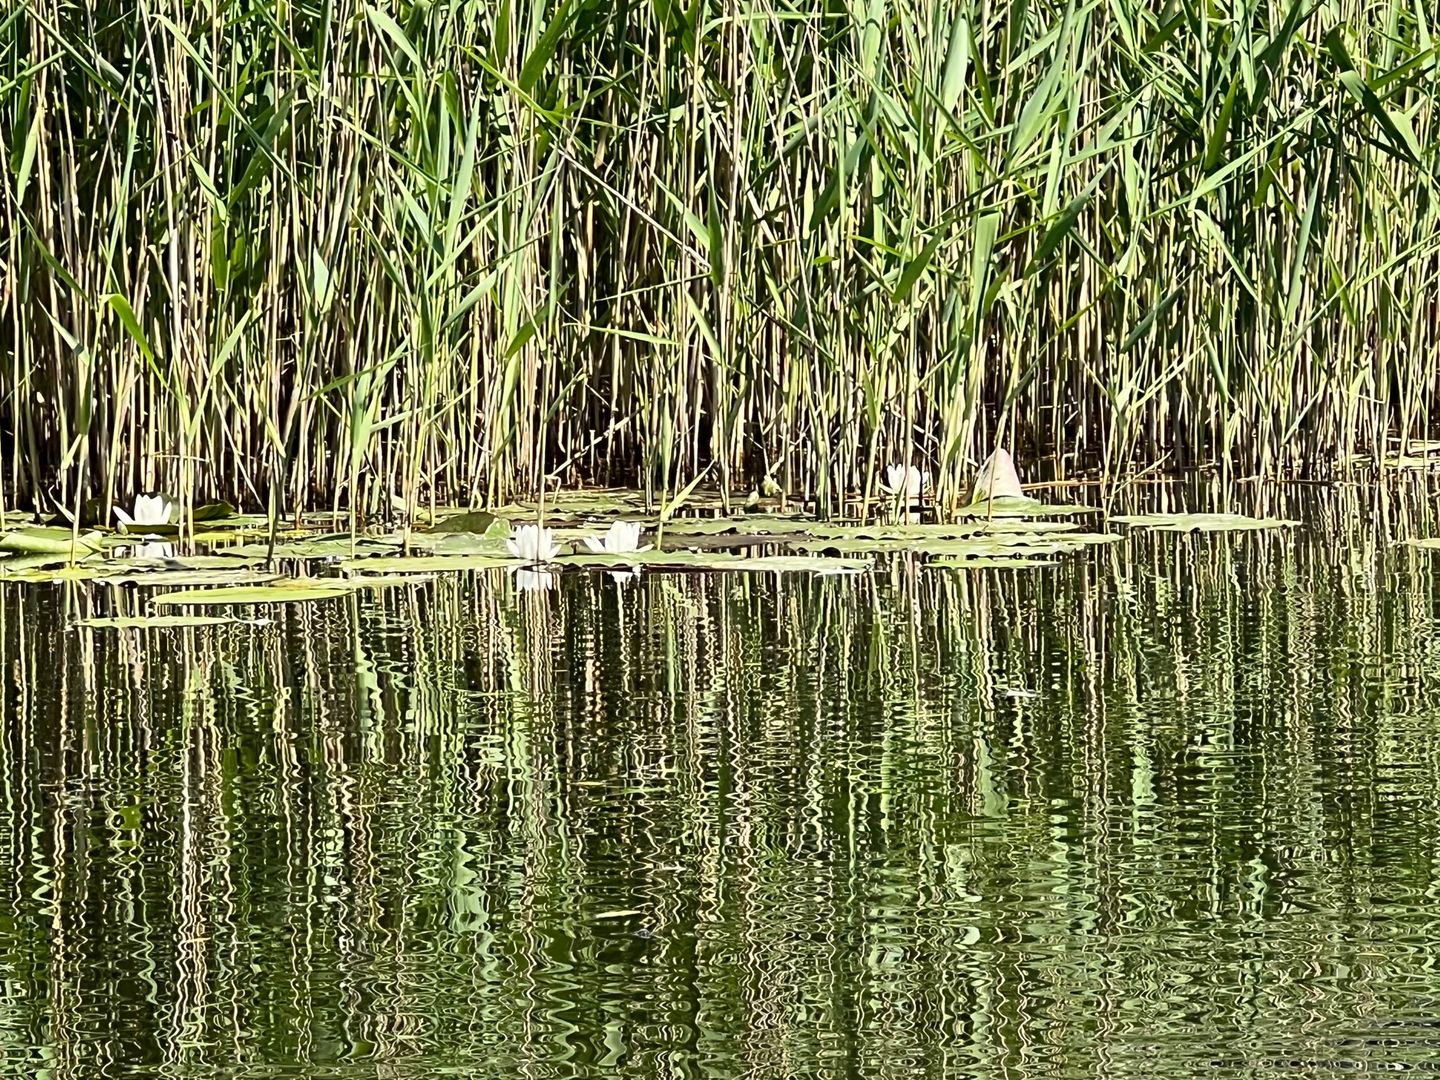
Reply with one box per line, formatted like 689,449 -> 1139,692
582,521 -> 651,555
506,523 -> 561,564
114,492 -> 177,529
880,464 -> 929,499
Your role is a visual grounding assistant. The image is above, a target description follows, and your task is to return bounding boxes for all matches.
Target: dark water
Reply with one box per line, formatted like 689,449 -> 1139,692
6,489 -> 1440,1077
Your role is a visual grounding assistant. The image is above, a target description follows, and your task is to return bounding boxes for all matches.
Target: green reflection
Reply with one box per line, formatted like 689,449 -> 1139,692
4,490 -> 1440,1078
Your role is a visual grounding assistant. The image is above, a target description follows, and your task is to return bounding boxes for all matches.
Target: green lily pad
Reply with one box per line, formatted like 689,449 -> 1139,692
340,553 -> 521,573
419,533 -> 513,556
1110,513 -> 1299,532
566,551 -> 871,573
219,536 -> 402,560
928,556 -> 1060,569
0,556 -> 111,581
954,497 -> 1099,519
193,500 -> 237,522
788,532 -> 1117,556
100,569 -> 282,587
0,527 -> 104,556
428,510 -> 510,536
660,517 -> 816,537
152,583 -> 353,606
105,554 -> 268,570
74,614 -> 265,630
341,574 -> 437,588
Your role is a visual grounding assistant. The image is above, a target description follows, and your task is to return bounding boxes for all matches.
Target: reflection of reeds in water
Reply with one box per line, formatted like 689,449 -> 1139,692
4,490 -> 1440,1073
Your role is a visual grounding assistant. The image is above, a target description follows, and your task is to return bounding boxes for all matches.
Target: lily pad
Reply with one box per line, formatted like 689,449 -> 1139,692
100,569 -> 282,587
0,557 -> 112,582
566,551 -> 871,574
105,554 -> 269,571
341,574 -> 437,588
0,527 -> 104,556
429,510 -> 510,536
660,516 -> 810,537
219,536 -> 402,560
74,614 -> 265,630
927,556 -> 1060,569
419,533 -> 513,556
193,500 -> 237,522
788,532 -> 1117,556
954,498 -> 1099,519
1110,513 -> 1299,532
340,553 -> 521,573
152,583 -> 353,606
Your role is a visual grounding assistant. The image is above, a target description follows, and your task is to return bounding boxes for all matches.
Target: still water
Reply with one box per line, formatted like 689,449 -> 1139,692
5,488 -> 1440,1077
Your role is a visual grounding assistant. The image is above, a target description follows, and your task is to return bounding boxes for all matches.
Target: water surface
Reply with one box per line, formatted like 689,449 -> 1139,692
5,487 -> 1440,1077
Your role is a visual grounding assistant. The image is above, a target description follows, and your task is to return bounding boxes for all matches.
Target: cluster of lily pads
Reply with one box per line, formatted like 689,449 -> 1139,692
0,451 -> 1346,623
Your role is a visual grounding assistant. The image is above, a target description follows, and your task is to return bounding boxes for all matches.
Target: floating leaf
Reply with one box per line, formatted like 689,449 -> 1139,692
74,614 -> 266,629
152,583 -> 353,606
0,527 -> 104,556
193,500 -> 238,522
220,537 -> 401,560
422,533 -> 513,556
100,569 -> 282,587
954,498 -> 1099,519
341,574 -> 436,588
927,556 -> 1060,569
1110,513 -> 1298,532
340,553 -> 521,573
1399,538 -> 1440,550
429,510 -> 508,535
566,551 -> 871,573
105,554 -> 269,571
0,558 -> 111,582
789,532 -> 1117,556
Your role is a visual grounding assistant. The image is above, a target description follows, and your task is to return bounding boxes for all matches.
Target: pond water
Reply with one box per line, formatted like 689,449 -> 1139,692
5,486 -> 1440,1078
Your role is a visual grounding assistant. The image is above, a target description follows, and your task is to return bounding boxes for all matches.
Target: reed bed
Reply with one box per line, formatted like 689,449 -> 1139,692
2,0 -> 1437,519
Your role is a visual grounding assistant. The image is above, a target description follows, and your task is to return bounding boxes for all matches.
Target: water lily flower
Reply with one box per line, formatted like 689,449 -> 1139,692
114,492 -> 177,529
506,523 -> 561,564
880,465 -> 929,500
582,521 -> 651,555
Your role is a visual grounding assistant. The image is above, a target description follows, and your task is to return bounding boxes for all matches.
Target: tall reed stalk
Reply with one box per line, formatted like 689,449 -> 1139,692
2,0 -> 1437,517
